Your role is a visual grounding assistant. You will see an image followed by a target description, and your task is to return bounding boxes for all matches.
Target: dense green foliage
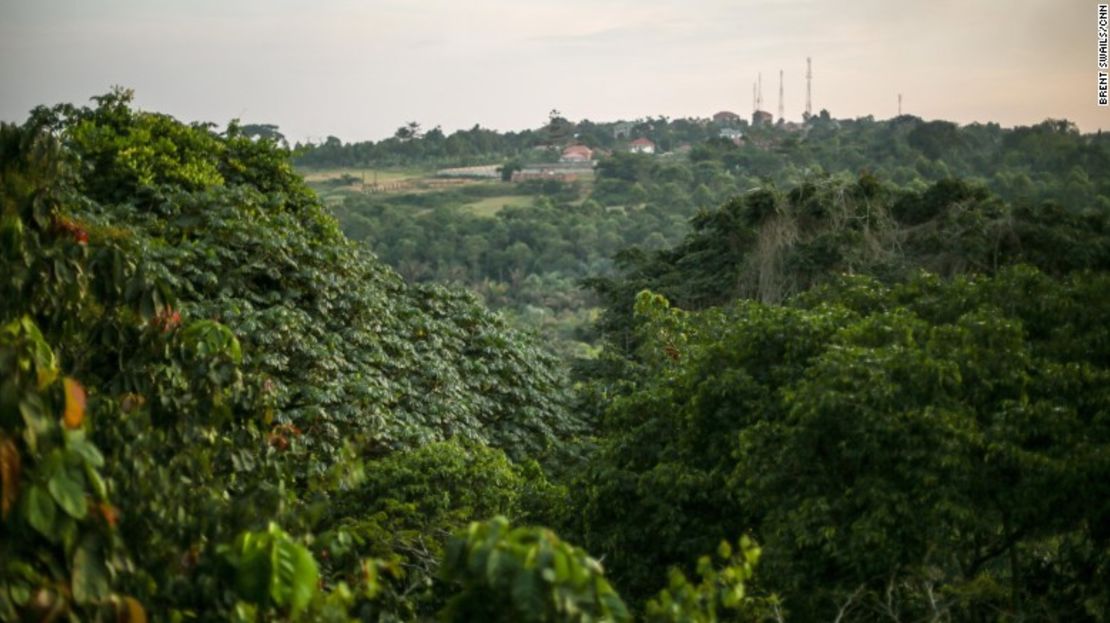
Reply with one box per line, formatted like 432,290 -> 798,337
439,516 -> 631,622
0,90 -> 580,620
4,90 -> 1109,622
313,440 -> 564,618
0,318 -> 127,621
323,113 -> 1110,360
586,174 -> 1110,355
575,270 -> 1110,620
4,89 -> 577,458
438,517 -> 769,623
334,185 -> 699,357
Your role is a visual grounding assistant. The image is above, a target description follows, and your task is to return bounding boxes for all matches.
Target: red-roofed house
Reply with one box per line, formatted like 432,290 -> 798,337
560,144 -> 594,162
629,138 -> 656,154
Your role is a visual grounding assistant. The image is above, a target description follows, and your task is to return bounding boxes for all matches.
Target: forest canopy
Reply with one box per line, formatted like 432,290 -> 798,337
1,90 -> 1108,622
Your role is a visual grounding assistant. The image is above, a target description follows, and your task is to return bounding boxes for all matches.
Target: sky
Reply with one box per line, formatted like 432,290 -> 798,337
1,0 -> 1106,142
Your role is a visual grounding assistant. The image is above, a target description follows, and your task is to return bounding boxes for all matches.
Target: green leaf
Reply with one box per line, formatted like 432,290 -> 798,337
65,429 -> 105,468
286,543 -> 319,615
717,540 -> 732,560
84,463 -> 107,500
269,536 -> 318,615
234,544 -> 271,605
231,602 -> 259,623
48,469 -> 87,519
72,536 -> 110,604
23,484 -> 56,539
228,523 -> 319,614
18,395 -> 50,452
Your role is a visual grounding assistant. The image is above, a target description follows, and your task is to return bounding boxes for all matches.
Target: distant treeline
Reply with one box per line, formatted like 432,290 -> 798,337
290,113 -> 728,168
291,112 -> 1110,204
330,113 -> 1110,350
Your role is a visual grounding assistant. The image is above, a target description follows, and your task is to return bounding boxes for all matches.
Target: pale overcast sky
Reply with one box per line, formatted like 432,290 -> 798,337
1,0 -> 1106,142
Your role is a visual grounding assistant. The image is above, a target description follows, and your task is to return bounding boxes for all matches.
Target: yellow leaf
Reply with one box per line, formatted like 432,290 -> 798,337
0,434 -> 20,520
36,367 -> 59,390
63,377 -> 87,429
117,596 -> 147,623
124,597 -> 147,623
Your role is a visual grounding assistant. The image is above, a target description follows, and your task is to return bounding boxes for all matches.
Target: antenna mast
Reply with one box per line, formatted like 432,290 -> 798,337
778,69 -> 784,121
805,57 -> 813,118
752,83 -> 757,113
898,93 -> 903,116
757,73 -> 763,111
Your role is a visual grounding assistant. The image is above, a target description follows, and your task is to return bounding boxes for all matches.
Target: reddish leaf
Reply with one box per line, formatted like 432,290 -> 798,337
0,434 -> 20,520
63,377 -> 86,429
97,502 -> 119,528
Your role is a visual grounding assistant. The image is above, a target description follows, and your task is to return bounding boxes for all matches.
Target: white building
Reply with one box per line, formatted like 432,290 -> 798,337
629,138 -> 656,154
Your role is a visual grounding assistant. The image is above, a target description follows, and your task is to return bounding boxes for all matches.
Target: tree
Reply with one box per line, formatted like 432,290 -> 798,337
394,121 -> 423,141
546,109 -> 574,146
238,123 -> 287,147
908,120 -> 963,160
439,518 -> 771,623
498,158 -> 523,182
575,270 -> 1110,619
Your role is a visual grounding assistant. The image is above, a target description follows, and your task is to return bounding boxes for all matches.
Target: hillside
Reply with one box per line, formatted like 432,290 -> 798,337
0,90 -> 580,620
1,92 -> 1108,622
301,113 -> 1110,359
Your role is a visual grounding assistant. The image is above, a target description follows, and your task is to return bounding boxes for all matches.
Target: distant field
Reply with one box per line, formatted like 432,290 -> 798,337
298,166 -> 425,184
298,166 -> 429,204
299,165 -> 590,218
461,194 -> 534,217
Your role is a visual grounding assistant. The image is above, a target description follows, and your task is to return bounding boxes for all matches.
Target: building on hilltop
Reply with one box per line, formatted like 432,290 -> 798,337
718,128 -> 744,145
629,137 -> 656,154
560,144 -> 594,162
751,110 -> 774,128
713,111 -> 742,125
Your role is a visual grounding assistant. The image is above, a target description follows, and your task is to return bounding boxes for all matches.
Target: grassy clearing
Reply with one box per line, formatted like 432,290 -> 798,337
300,166 -> 431,205
297,166 -> 426,184
461,195 -> 534,217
